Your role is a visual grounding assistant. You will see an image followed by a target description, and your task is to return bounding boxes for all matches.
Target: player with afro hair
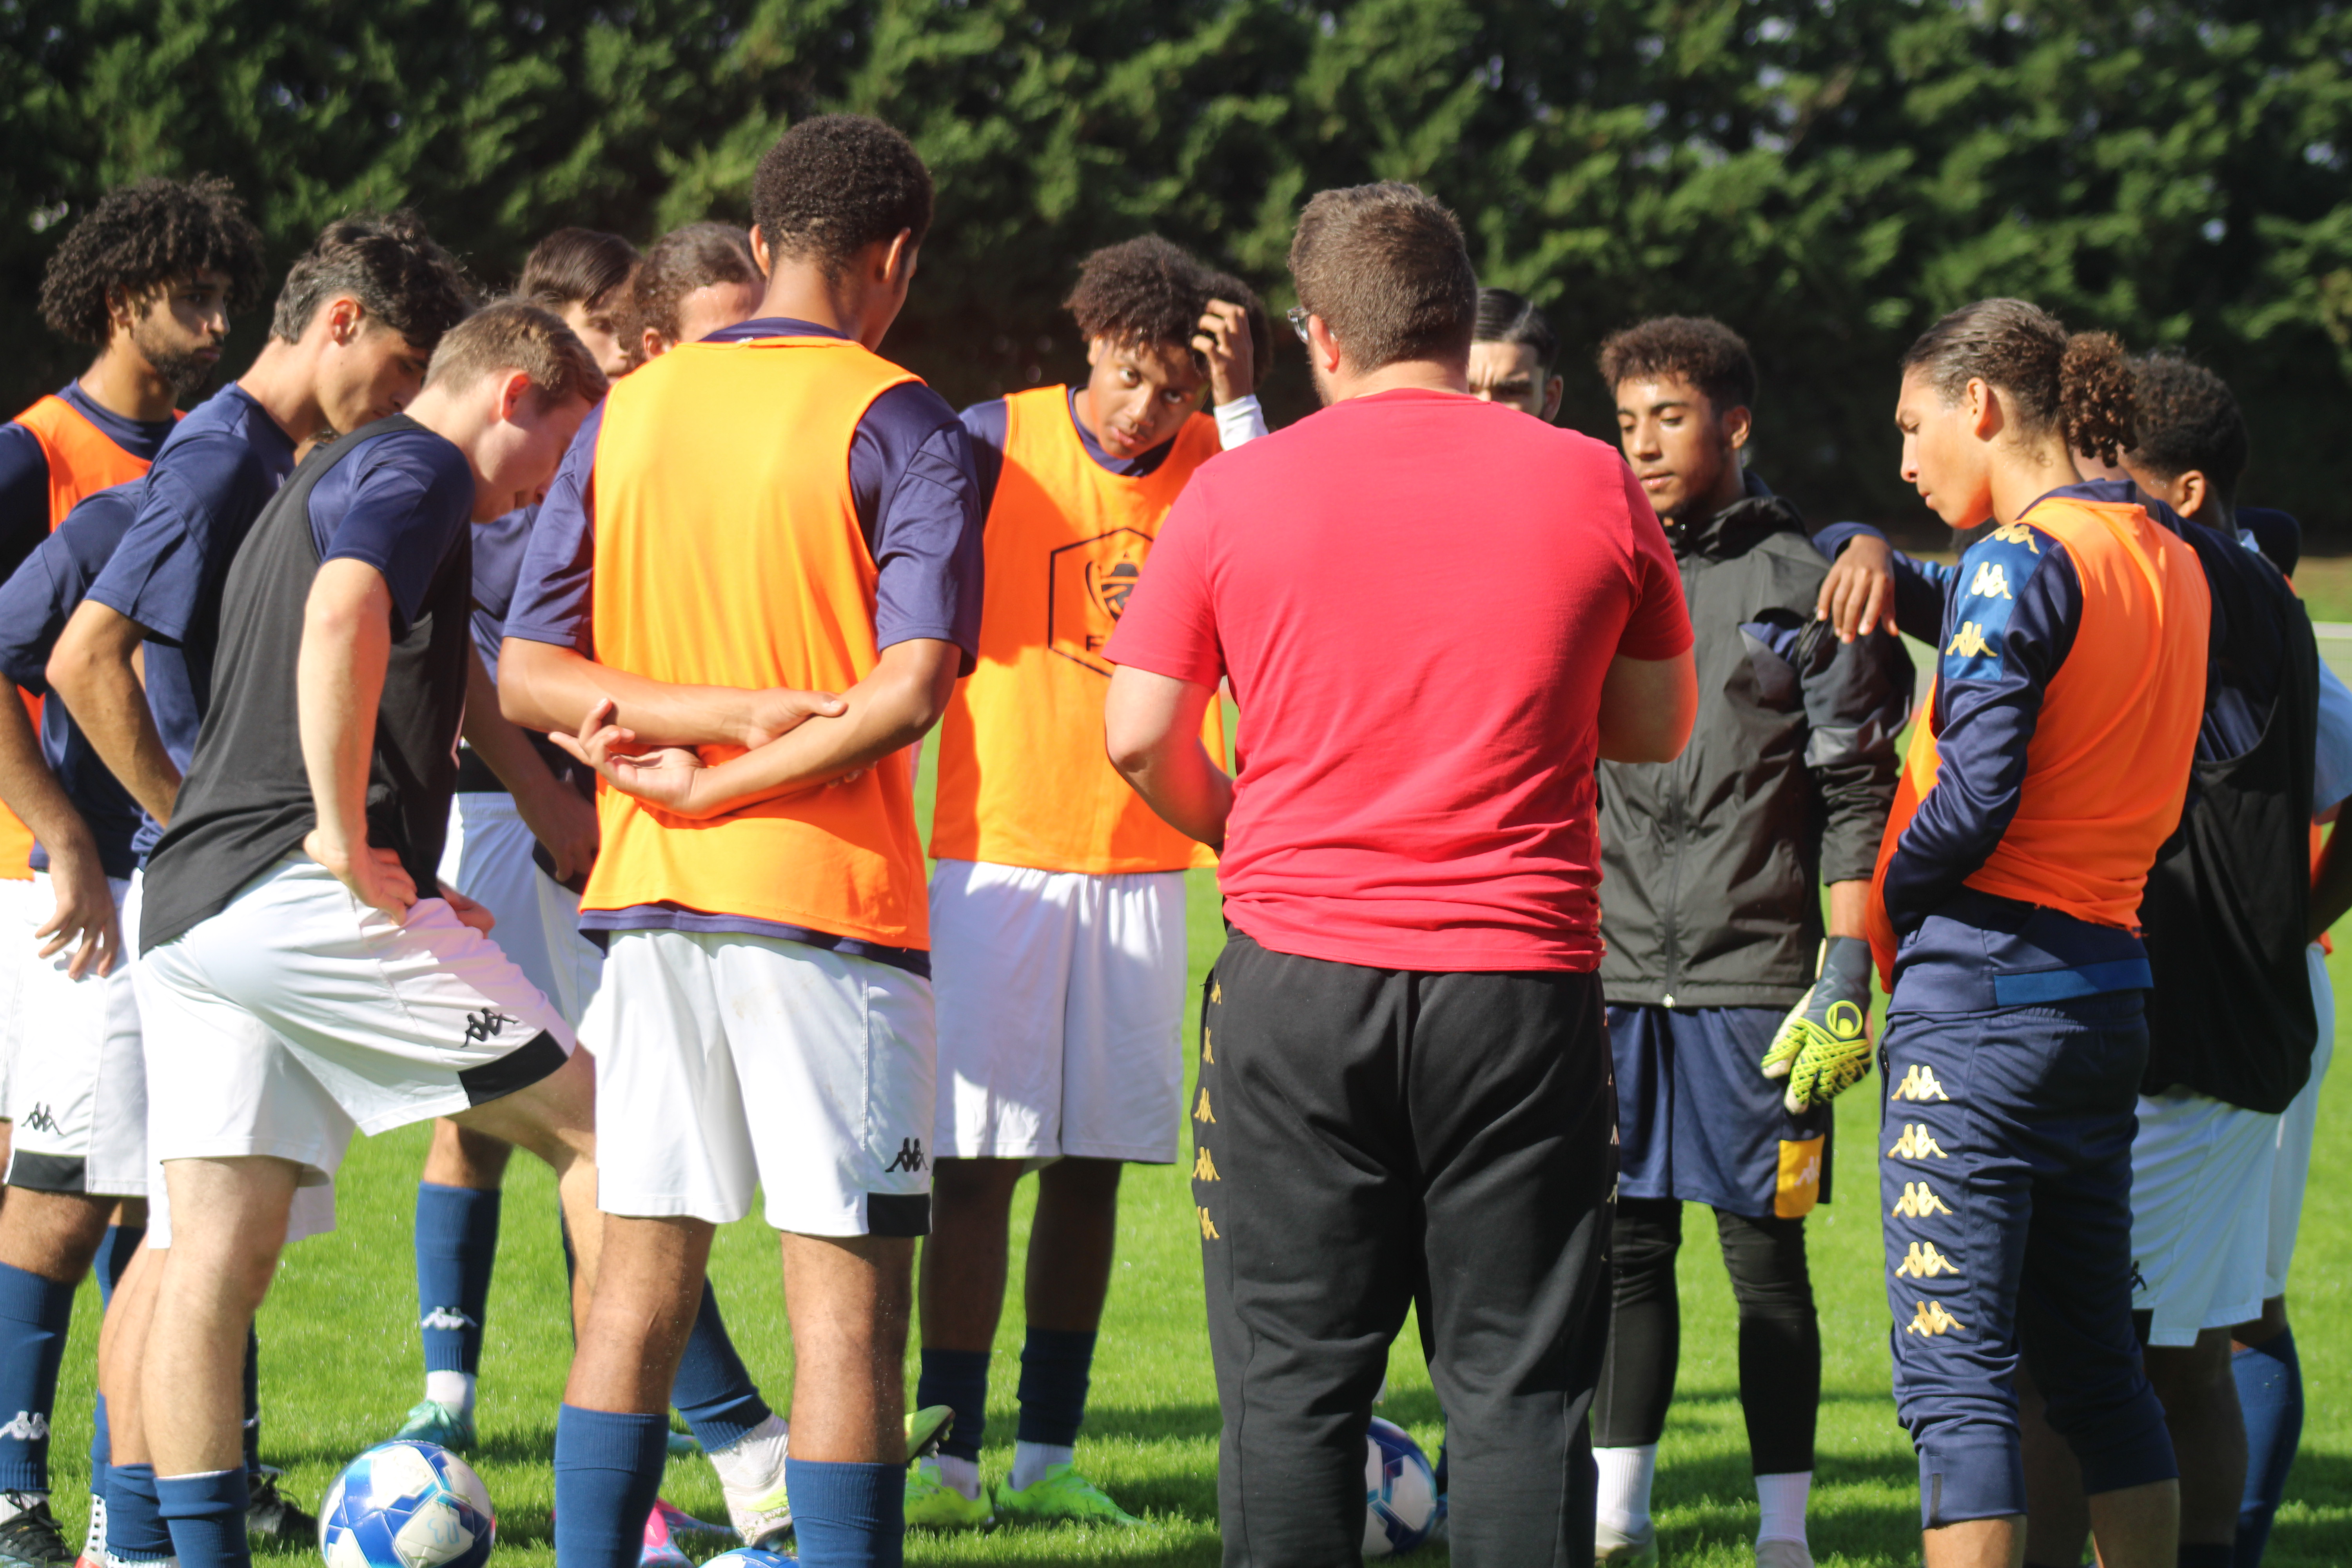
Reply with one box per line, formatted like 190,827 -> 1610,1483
905,232 -> 1270,1530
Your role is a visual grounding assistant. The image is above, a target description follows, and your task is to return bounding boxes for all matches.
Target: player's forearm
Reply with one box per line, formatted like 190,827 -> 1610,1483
499,636 -> 775,750
0,689 -> 96,863
1826,880 -> 1870,941
297,568 -> 394,859
48,601 -> 181,825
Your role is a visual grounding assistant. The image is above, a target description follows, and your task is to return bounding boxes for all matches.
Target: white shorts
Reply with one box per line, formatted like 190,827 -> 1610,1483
583,929 -> 935,1236
929,860 -> 1188,1164
5,870 -> 145,1194
2129,1085 -> 2279,1347
2262,944 -> 2336,1298
440,792 -> 604,1026
136,857 -> 575,1189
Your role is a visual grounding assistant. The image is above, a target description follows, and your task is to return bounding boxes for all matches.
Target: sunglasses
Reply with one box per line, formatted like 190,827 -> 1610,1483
1287,306 -> 1311,344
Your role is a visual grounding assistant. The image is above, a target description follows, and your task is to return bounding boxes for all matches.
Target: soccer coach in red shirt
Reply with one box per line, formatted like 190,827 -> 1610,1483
1104,182 -> 1697,1566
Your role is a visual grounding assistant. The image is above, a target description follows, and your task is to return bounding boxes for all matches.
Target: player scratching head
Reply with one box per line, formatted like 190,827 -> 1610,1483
1066,236 -> 1269,460
402,299 -> 606,520
1470,287 -> 1563,421
1600,316 -> 1755,528
38,174 -> 268,417
748,113 -> 933,352
629,222 -> 763,364
1897,297 -> 2135,530
267,211 -> 476,437
2118,353 -> 2247,531
519,227 -> 640,380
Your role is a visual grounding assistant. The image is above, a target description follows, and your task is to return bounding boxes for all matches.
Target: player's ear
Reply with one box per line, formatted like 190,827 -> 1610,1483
496,370 -> 534,425
1967,377 -> 2001,442
881,229 -> 917,289
1543,375 -> 1564,423
2178,468 -> 2209,519
748,224 -> 773,279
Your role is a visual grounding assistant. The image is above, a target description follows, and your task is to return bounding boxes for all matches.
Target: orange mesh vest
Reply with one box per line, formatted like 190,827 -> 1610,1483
2,396 -> 167,879
931,386 -> 1224,874
1866,494 -> 2210,984
581,336 -> 931,948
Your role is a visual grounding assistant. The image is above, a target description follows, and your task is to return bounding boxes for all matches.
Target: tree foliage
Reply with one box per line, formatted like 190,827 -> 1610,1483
7,0 -> 2352,536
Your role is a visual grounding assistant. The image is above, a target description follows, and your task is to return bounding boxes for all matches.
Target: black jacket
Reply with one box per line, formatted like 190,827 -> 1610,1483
1597,476 -> 1912,1008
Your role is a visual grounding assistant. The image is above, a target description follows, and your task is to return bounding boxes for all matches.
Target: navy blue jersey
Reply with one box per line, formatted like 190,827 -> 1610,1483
0,487 -> 149,877
303,426 -> 475,632
470,504 -> 536,679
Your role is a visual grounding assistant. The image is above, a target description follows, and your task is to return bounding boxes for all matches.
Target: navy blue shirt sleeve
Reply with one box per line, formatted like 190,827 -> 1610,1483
505,404 -> 602,655
1811,520 -> 1952,643
958,399 -> 1009,517
0,424 -> 49,586
1881,523 -> 2081,933
87,433 -> 272,644
853,383 -> 984,669
309,430 -> 476,632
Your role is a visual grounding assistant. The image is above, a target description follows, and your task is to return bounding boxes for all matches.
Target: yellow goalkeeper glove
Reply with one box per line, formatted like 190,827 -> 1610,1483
1760,936 -> 1875,1113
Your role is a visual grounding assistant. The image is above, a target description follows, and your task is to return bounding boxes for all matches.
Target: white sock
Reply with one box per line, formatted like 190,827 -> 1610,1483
1754,1470 -> 1810,1546
0,1492 -> 45,1524
423,1370 -> 475,1414
707,1413 -> 789,1495
1593,1445 -> 1657,1536
925,1455 -> 981,1501
1008,1441 -> 1072,1491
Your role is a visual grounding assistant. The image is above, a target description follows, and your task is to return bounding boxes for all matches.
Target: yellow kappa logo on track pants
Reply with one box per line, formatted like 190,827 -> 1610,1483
1906,1300 -> 1965,1336
1896,1241 -> 1962,1278
1888,1123 -> 1948,1160
1891,1063 -> 1951,1102
1891,1181 -> 1952,1218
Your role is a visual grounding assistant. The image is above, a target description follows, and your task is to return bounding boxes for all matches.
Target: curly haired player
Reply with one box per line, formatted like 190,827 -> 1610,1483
904,234 -> 1268,1530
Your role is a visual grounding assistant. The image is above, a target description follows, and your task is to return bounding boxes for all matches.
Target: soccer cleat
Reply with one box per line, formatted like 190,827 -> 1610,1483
989,1465 -> 1140,1528
640,1499 -> 732,1568
243,1471 -> 317,1544
904,1406 -> 953,1464
70,1492 -> 102,1568
1594,1517 -> 1658,1567
902,1463 -> 994,1530
391,1397 -> 478,1454
720,1473 -> 791,1551
0,1496 -> 73,1568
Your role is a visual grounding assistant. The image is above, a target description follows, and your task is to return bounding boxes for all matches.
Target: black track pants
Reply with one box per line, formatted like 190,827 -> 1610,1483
1192,932 -> 1616,1568
1592,1194 -> 1822,1474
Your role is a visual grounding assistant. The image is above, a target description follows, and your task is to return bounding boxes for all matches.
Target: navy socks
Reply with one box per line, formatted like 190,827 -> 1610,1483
786,1457 -> 902,1568
916,1348 -> 990,1462
552,1406 -> 668,1568
670,1281 -> 770,1452
415,1183 -> 501,1379
2235,1328 -> 2303,1567
0,1263 -> 76,1492
108,1465 -> 172,1563
157,1468 -> 248,1568
1014,1327 -> 1096,1447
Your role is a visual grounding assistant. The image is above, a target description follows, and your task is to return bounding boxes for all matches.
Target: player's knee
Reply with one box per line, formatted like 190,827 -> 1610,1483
0,1185 -> 118,1280
931,1155 -> 1024,1209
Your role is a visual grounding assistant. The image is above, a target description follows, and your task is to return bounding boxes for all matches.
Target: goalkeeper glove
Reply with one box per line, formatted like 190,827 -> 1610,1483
1761,936 -> 1875,1113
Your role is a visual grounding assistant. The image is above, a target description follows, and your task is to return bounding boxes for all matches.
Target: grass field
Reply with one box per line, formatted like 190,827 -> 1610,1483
37,770 -> 2352,1565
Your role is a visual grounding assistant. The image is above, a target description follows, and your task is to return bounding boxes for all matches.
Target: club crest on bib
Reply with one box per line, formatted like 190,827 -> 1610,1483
1049,527 -> 1154,676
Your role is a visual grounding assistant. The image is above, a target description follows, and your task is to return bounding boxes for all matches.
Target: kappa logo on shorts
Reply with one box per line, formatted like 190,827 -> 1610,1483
1891,1181 -> 1953,1219
464,1009 -> 517,1045
1895,1241 -> 1962,1279
1904,1300 -> 1966,1337
0,1410 -> 48,1441
1193,1087 -> 1215,1124
884,1138 -> 926,1174
1192,1146 -> 1220,1182
1201,1027 -> 1213,1065
419,1307 -> 478,1332
17,1104 -> 56,1135
1887,1123 -> 1948,1161
1890,1063 -> 1951,1102
1196,1206 -> 1220,1241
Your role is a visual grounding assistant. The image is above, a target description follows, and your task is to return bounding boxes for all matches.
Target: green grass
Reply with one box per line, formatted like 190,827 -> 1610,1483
36,738 -> 2352,1564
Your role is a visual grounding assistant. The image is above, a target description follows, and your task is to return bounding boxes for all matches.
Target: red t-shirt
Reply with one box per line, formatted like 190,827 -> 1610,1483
1106,388 -> 1691,973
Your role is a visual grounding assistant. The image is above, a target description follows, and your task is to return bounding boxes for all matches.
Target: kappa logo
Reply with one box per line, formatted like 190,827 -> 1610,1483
1193,1087 -> 1215,1124
1891,1181 -> 1953,1219
1887,1123 -> 1948,1161
17,1104 -> 56,1134
1945,621 -> 1994,660
1989,522 -> 2041,554
1896,1241 -> 1962,1279
1196,1206 -> 1221,1241
1210,981 -> 1221,1007
419,1307 -> 478,1332
884,1138 -> 926,1174
1968,561 -> 2015,600
0,1410 -> 48,1442
1192,1146 -> 1220,1182
1904,1300 -> 1966,1337
1891,1063 -> 1951,1103
1202,1027 -> 1214,1065
464,1009 -> 516,1045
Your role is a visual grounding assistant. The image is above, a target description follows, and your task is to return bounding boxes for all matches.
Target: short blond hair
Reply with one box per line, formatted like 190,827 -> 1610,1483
424,296 -> 608,407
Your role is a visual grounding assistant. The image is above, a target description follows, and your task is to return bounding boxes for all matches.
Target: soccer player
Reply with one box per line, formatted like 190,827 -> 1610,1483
1466,287 -> 1563,420
1815,300 -> 2201,1568
498,115 -> 980,1568
519,228 -> 641,381
626,224 -> 764,365
1104,181 -> 1697,1565
127,299 -> 604,1568
905,235 -> 1267,1530
1587,317 -> 1910,1568
42,211 -> 472,1562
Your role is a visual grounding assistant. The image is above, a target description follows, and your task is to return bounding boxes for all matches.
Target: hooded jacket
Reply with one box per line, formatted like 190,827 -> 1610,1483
1597,474 -> 1912,1009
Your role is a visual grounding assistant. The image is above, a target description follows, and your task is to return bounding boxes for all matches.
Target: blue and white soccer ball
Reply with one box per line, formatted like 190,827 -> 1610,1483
1363,1416 -> 1439,1557
318,1440 -> 496,1568
700,1550 -> 797,1568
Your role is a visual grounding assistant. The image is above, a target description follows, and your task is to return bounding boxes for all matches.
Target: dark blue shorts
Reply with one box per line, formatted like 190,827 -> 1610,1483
1879,993 -> 2176,1526
1608,1004 -> 1833,1219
